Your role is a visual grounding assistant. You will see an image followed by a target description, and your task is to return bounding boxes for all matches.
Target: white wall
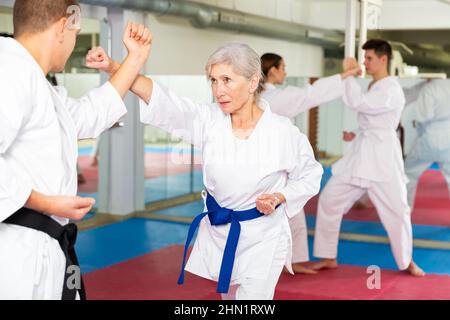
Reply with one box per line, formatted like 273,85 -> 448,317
0,0 -> 13,8
380,0 -> 450,30
307,0 -> 450,31
0,12 -> 13,33
189,0 -> 311,24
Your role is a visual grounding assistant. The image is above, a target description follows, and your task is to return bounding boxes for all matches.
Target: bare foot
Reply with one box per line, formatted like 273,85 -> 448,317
310,258 -> 338,271
292,263 -> 318,275
406,261 -> 425,277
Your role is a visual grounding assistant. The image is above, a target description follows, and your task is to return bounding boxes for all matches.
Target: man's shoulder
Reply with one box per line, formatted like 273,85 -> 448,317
377,76 -> 403,94
0,52 -> 39,82
385,76 -> 402,87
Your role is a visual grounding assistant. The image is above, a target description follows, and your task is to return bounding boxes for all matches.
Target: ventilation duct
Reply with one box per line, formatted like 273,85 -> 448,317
79,0 -> 344,49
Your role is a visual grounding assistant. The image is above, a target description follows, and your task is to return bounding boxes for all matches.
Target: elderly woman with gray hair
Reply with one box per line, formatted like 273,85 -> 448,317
87,41 -> 323,300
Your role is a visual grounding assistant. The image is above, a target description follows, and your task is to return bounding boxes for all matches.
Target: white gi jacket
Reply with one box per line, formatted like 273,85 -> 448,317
261,75 -> 343,121
0,37 -> 127,299
139,82 -> 323,283
261,75 -> 343,263
413,79 -> 450,161
332,76 -> 407,184
0,37 -> 127,224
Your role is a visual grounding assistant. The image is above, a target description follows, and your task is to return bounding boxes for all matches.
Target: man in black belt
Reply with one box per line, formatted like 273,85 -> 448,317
0,0 -> 152,299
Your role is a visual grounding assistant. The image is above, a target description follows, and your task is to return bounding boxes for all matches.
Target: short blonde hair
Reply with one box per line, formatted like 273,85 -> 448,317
205,43 -> 265,100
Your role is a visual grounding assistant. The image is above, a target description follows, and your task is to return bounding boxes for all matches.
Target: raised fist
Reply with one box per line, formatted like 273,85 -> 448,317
85,46 -> 113,73
343,57 -> 359,72
123,21 -> 152,64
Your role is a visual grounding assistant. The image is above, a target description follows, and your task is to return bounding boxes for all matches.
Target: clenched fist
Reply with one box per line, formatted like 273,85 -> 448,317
256,194 -> 282,215
85,46 -> 115,74
123,21 -> 152,65
343,57 -> 359,72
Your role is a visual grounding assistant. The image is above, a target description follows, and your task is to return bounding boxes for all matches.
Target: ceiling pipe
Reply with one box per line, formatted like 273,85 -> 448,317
403,48 -> 450,70
79,0 -> 344,49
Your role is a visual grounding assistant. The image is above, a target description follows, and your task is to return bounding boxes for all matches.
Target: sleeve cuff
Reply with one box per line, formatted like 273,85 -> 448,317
326,74 -> 345,99
277,187 -> 302,219
139,81 -> 164,125
102,81 -> 128,125
0,186 -> 32,222
331,74 -> 344,93
342,76 -> 357,107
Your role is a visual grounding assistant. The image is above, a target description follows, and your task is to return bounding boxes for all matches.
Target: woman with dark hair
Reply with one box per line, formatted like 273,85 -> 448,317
260,52 -> 361,275
261,52 -> 358,120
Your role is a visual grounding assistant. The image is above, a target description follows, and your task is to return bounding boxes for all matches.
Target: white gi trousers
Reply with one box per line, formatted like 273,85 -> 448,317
313,175 -> 413,270
0,224 -> 66,300
404,139 -> 450,208
289,210 -> 309,263
221,232 -> 289,300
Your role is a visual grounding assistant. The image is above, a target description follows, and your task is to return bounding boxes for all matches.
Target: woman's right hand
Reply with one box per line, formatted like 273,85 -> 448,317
256,194 -> 277,215
86,47 -> 120,75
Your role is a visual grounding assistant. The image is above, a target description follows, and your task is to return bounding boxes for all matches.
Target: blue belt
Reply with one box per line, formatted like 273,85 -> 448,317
178,192 -> 264,293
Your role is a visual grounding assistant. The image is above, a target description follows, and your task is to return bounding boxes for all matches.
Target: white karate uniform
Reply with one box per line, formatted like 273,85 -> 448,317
139,82 -> 323,299
0,37 -> 127,299
262,75 -> 343,263
405,79 -> 450,207
313,76 -> 413,270
262,75 -> 343,120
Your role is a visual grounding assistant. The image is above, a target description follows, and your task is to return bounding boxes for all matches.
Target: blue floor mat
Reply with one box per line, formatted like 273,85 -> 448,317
77,218 -> 190,274
77,217 -> 450,276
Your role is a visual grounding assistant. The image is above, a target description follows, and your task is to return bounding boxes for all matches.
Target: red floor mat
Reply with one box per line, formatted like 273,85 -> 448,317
83,245 -> 450,300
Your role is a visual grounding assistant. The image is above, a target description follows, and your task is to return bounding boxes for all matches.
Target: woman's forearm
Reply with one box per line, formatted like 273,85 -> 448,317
109,60 -> 153,104
130,74 -> 153,104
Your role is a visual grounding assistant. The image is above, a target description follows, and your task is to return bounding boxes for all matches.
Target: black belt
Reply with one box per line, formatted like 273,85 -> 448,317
4,208 -> 86,300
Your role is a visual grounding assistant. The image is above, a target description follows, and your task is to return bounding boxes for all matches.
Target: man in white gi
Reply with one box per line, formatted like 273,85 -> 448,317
340,81 -> 430,210
405,79 -> 450,208
0,0 -> 152,299
311,39 -> 425,276
260,53 -> 361,274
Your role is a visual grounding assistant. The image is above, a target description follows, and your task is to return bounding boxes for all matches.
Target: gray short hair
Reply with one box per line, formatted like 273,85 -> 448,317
205,43 -> 265,100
